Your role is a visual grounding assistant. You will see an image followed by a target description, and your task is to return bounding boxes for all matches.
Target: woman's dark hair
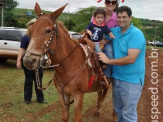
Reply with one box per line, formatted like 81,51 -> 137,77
116,6 -> 132,17
93,8 -> 106,18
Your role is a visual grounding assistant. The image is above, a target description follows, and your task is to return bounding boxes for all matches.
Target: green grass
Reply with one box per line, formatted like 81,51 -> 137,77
0,60 -> 114,122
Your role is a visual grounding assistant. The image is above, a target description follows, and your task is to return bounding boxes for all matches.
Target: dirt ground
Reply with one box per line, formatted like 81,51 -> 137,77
0,48 -> 162,122
141,47 -> 163,122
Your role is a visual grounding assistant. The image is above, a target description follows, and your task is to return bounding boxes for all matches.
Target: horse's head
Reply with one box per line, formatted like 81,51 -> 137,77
23,3 -> 68,70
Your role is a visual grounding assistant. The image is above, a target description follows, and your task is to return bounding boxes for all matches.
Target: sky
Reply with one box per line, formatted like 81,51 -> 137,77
15,0 -> 163,21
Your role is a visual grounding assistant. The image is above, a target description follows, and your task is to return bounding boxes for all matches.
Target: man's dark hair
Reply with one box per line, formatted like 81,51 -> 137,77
93,8 -> 106,18
117,6 -> 132,17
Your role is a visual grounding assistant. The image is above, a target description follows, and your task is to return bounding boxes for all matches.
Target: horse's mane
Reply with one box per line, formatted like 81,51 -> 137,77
57,21 -> 69,34
57,21 -> 78,44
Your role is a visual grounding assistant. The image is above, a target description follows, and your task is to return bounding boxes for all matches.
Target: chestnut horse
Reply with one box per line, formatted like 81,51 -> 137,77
23,3 -> 108,122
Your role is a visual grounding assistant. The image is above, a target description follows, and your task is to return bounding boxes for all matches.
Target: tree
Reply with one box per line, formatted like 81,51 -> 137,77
132,17 -> 143,30
0,0 -> 19,26
157,23 -> 163,41
72,7 -> 96,32
0,0 -> 18,10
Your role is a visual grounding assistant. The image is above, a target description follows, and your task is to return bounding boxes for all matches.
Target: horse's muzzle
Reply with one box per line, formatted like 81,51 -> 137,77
23,55 -> 40,70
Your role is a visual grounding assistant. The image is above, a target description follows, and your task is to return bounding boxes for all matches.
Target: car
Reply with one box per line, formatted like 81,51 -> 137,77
68,31 -> 82,40
0,28 -> 81,62
0,27 -> 26,62
154,40 -> 163,47
147,40 -> 163,47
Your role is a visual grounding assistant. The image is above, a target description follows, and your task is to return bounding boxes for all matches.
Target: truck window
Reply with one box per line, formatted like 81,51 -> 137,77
0,30 -> 6,40
6,30 -> 22,42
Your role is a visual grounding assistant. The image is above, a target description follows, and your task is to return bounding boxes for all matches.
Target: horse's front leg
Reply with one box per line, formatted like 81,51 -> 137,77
58,92 -> 70,122
74,93 -> 83,122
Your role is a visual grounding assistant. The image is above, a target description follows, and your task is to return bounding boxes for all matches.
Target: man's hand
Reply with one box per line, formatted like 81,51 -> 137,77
98,52 -> 110,64
98,49 -> 140,66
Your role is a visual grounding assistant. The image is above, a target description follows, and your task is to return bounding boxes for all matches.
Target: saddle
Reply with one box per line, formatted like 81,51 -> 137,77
78,35 -> 109,91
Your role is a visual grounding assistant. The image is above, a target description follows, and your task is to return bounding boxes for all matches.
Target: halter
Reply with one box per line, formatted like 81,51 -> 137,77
25,22 -> 59,68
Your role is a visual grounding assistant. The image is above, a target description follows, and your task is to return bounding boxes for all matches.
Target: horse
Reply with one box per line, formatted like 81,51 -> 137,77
23,3 -> 108,122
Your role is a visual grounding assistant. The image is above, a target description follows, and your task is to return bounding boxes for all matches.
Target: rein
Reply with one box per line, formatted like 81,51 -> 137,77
35,68 -> 53,90
54,47 -> 91,106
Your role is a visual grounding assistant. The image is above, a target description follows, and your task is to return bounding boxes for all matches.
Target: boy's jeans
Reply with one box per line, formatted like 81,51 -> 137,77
94,40 -> 113,78
112,79 -> 143,122
94,42 -> 102,53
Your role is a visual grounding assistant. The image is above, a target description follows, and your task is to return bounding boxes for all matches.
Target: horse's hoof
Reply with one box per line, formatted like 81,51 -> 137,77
94,112 -> 100,117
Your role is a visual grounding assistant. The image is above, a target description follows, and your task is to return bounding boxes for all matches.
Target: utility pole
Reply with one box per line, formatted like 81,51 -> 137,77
0,2 -> 6,27
67,0 -> 70,29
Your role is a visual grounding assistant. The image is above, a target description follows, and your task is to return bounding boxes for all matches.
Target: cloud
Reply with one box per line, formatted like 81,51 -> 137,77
16,0 -> 163,21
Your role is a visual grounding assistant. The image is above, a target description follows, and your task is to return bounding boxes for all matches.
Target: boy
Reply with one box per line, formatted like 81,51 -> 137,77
86,8 -> 115,53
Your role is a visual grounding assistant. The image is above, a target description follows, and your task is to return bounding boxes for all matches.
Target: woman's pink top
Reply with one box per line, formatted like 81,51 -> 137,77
91,12 -> 118,28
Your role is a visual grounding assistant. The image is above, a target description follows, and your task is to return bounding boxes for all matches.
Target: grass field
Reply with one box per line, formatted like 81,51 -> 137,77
0,60 -> 114,122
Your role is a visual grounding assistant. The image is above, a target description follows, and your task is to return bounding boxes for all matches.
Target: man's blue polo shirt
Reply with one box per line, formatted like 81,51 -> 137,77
111,24 -> 146,85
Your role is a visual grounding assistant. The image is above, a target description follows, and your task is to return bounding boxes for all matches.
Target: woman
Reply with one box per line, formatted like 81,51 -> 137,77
93,0 -> 119,80
17,19 -> 47,104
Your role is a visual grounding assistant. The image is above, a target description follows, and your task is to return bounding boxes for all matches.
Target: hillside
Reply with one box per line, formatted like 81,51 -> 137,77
11,8 -> 163,41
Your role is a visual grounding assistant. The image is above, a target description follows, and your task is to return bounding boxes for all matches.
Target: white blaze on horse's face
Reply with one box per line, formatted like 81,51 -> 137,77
23,2 -> 68,70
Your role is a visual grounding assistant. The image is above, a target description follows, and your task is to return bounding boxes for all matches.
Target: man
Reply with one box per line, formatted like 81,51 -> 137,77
98,6 -> 146,122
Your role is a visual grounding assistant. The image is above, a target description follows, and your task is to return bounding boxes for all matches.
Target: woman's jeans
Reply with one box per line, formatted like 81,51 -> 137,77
112,79 -> 143,122
103,42 -> 113,78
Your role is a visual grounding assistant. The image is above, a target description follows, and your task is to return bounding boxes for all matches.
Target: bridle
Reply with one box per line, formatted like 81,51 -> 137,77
25,22 -> 58,64
24,20 -> 82,90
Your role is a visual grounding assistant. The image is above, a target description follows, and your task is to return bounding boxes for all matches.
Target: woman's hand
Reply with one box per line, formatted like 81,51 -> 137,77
17,60 -> 22,69
16,48 -> 25,69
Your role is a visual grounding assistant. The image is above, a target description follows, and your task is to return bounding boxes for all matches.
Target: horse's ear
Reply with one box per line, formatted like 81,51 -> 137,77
50,3 -> 68,22
35,2 -> 42,16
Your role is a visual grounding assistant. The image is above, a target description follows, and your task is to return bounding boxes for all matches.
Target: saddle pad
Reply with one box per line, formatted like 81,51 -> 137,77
79,43 -> 92,67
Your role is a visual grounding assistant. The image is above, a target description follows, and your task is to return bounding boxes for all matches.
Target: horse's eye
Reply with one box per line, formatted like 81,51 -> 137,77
45,29 -> 51,33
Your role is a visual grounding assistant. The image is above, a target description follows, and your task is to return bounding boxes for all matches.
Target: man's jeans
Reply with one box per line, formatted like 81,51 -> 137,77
103,42 -> 113,78
112,79 -> 143,122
